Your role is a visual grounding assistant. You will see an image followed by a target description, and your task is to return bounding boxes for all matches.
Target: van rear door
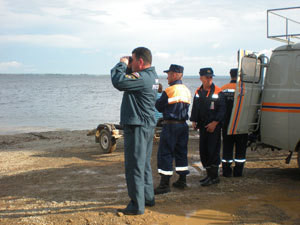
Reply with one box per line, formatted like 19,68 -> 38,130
228,50 -> 265,135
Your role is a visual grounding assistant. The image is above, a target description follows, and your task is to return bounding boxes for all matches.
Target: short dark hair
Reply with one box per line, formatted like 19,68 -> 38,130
132,47 -> 152,65
230,68 -> 238,78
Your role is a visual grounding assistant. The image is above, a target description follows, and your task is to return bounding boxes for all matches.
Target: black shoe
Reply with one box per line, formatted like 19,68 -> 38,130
201,177 -> 220,187
145,199 -> 155,207
154,185 -> 170,195
199,176 -> 209,184
223,172 -> 232,178
172,180 -> 187,189
222,162 -> 232,177
233,162 -> 244,177
116,208 -> 143,215
154,175 -> 171,195
233,172 -> 243,177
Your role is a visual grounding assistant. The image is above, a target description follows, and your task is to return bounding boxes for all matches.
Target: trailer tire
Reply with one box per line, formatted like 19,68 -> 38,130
99,129 -> 116,153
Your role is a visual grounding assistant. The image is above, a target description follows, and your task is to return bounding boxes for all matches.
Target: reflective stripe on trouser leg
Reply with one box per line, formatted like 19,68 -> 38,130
222,127 -> 235,161
234,133 -> 248,160
157,123 -> 188,176
174,122 -> 189,175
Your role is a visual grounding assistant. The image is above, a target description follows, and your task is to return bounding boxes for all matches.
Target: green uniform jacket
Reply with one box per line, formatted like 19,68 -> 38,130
111,62 -> 159,127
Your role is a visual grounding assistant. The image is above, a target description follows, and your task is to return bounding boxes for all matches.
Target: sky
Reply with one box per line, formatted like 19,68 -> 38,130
0,0 -> 299,76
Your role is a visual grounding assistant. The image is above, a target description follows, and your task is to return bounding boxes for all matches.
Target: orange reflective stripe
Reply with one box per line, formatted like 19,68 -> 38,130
214,85 -> 222,94
229,81 -> 245,134
262,102 -> 300,113
221,83 -> 236,91
165,84 -> 191,104
262,102 -> 300,107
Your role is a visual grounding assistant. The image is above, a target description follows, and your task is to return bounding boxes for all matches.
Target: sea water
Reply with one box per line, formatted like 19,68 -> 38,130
0,74 -> 229,135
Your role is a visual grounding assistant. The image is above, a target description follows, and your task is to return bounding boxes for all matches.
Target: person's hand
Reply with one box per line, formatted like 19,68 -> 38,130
192,122 -> 198,130
120,56 -> 130,65
205,121 -> 218,133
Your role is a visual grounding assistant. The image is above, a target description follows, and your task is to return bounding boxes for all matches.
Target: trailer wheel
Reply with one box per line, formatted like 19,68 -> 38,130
99,129 -> 116,153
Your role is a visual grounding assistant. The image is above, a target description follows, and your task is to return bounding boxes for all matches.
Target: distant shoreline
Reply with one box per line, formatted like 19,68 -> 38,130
0,73 -> 230,78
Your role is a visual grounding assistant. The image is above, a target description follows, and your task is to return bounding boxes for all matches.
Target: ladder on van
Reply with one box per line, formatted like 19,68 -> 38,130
246,54 -> 269,133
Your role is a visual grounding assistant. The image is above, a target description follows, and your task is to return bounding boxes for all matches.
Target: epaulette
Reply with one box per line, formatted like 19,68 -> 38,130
131,72 -> 140,79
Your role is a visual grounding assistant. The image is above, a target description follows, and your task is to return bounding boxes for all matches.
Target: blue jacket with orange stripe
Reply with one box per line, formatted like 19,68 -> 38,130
190,83 -> 226,127
155,80 -> 191,121
221,80 -> 236,129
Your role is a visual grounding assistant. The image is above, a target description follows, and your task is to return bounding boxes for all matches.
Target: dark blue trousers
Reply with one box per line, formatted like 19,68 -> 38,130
157,122 -> 189,176
123,124 -> 155,214
199,124 -> 221,168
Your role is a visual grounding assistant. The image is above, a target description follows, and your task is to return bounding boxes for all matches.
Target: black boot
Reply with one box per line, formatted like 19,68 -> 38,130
172,174 -> 187,189
233,162 -> 245,177
154,175 -> 171,195
201,166 -> 220,187
222,162 -> 232,177
199,168 -> 209,184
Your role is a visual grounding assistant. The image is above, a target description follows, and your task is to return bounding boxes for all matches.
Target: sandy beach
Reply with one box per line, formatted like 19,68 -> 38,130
0,130 -> 300,225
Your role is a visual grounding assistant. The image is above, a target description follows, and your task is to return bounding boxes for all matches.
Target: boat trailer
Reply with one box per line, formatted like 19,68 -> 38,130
94,123 -> 162,153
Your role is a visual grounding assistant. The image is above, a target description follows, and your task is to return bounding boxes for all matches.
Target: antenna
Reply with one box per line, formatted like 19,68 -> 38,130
267,7 -> 300,44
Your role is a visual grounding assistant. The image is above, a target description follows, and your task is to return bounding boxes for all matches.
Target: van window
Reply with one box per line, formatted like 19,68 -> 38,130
266,54 -> 288,85
295,55 -> 300,86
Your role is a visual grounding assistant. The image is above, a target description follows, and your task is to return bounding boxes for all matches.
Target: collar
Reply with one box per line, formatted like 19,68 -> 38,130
170,80 -> 183,86
200,83 -> 215,97
230,80 -> 237,83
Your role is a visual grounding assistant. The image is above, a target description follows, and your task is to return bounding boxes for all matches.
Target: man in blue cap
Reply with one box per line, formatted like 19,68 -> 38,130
190,67 -> 226,186
221,68 -> 248,177
111,47 -> 158,215
154,64 -> 191,194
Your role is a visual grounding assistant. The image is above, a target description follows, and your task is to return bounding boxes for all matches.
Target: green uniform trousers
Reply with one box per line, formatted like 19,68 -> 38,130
123,124 -> 155,213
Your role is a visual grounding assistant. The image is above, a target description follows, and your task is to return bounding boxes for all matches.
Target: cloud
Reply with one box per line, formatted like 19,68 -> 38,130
0,61 -> 36,73
0,0 -> 299,74
155,52 -> 171,59
0,61 -> 22,69
0,34 -> 86,48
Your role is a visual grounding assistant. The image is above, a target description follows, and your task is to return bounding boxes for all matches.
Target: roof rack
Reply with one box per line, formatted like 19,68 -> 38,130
267,6 -> 300,44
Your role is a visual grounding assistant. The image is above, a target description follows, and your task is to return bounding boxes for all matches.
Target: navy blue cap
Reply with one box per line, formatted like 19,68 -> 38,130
230,68 -> 238,78
164,64 -> 184,73
199,67 -> 214,77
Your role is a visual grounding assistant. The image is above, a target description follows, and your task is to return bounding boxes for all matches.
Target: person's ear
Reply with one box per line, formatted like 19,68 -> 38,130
138,58 -> 144,70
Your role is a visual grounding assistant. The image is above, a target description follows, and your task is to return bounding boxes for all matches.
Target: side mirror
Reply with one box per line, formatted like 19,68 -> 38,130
241,56 -> 261,83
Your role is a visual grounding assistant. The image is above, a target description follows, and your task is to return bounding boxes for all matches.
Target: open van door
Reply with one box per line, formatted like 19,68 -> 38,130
228,50 -> 266,135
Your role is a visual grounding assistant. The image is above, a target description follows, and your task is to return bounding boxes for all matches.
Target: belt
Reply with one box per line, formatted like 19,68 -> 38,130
162,120 -> 185,124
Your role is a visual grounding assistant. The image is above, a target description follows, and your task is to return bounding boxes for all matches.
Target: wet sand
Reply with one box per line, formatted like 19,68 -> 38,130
0,130 -> 300,224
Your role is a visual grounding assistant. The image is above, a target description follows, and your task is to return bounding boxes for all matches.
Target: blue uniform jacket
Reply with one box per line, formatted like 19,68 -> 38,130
155,80 -> 191,121
190,83 -> 226,127
111,62 -> 159,126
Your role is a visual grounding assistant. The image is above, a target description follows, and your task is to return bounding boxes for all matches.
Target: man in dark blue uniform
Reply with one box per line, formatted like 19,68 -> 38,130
111,47 -> 159,215
154,64 -> 191,194
190,67 -> 226,186
221,68 -> 248,177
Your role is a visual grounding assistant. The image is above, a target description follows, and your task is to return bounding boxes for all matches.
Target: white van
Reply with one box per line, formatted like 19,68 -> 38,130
227,7 -> 300,168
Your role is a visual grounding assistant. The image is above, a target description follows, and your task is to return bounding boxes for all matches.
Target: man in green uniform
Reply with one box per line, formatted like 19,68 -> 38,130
111,47 -> 159,215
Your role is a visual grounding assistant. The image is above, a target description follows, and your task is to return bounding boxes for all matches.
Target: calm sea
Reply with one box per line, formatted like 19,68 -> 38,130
0,74 -> 229,135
